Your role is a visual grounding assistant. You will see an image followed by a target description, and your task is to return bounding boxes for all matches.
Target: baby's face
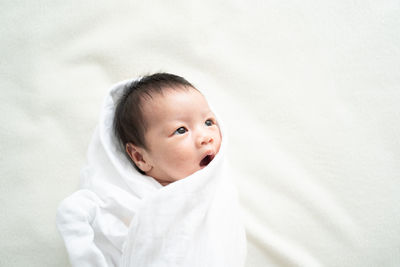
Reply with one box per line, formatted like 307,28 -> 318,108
140,88 -> 221,185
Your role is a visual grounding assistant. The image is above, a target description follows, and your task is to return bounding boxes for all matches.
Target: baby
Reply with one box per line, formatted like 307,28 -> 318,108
57,73 -> 246,267
113,73 -> 222,186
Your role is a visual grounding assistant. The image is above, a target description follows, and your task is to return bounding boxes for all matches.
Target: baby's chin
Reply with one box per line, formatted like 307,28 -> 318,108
180,156 -> 216,177
153,167 -> 206,186
151,170 -> 195,186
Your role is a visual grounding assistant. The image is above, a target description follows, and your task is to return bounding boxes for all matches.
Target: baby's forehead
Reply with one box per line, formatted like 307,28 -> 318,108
141,88 -> 212,123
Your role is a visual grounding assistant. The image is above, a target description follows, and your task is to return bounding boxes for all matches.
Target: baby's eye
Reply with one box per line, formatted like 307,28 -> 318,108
205,119 -> 214,126
174,127 -> 187,135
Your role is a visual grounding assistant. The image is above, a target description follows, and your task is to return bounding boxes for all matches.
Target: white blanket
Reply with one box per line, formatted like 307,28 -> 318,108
56,79 -> 246,267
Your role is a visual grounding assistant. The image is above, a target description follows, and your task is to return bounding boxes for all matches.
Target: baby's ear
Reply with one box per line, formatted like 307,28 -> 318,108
126,143 -> 152,172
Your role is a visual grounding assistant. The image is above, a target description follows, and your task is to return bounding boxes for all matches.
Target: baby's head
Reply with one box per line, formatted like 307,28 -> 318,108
113,73 -> 222,186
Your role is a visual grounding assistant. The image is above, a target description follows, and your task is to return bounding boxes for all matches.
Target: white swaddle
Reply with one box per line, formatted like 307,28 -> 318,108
56,79 -> 247,267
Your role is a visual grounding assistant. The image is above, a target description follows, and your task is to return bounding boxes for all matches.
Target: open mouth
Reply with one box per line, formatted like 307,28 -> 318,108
200,154 -> 215,167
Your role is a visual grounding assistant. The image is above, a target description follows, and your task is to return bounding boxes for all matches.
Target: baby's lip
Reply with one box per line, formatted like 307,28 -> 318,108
199,151 -> 215,168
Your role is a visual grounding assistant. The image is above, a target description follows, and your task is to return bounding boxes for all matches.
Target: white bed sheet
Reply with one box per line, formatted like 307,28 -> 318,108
1,1 -> 399,266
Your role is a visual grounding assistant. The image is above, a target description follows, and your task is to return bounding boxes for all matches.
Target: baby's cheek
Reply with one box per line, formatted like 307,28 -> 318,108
169,149 -> 197,172
169,150 -> 193,167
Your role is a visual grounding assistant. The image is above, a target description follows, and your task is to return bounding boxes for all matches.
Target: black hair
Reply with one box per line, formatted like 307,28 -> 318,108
113,72 -> 195,173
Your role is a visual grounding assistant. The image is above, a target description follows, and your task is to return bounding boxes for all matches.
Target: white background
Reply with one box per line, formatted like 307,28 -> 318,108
1,1 -> 399,266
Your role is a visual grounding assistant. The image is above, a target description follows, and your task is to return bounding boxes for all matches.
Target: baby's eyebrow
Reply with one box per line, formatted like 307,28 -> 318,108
202,110 -> 214,116
163,120 -> 184,130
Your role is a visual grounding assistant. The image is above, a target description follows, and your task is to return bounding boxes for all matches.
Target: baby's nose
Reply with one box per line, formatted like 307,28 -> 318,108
199,135 -> 213,146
